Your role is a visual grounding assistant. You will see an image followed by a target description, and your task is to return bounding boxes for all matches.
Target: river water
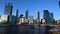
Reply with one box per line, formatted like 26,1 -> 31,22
0,24 -> 60,34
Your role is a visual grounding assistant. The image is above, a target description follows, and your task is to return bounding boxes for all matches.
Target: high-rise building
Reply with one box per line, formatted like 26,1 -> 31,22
25,10 -> 29,19
36,11 -> 40,23
41,13 -> 46,24
4,3 -> 13,16
36,11 -> 40,19
14,9 -> 18,17
49,12 -> 54,22
14,9 -> 19,24
43,10 -> 50,23
28,16 -> 34,24
59,1 -> 60,8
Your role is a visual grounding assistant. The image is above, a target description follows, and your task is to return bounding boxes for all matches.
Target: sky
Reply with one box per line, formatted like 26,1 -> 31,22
0,0 -> 60,20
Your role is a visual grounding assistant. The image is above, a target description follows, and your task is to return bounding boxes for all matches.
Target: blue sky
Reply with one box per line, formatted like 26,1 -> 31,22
0,0 -> 60,20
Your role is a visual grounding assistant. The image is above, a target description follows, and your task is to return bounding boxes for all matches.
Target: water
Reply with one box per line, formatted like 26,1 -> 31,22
0,25 -> 35,34
0,24 -> 60,34
39,25 -> 60,34
39,25 -> 54,34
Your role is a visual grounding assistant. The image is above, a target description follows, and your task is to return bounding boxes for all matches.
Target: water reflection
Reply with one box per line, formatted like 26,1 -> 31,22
0,24 -> 60,34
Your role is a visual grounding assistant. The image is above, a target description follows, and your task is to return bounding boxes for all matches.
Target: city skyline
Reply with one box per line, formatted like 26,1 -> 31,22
0,0 -> 60,20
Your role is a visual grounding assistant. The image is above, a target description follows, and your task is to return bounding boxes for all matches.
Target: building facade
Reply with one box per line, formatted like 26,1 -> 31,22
56,20 -> 60,25
4,3 -> 13,16
25,10 -> 29,19
17,14 -> 26,24
49,12 -> 54,22
28,16 -> 34,24
9,15 -> 17,24
36,11 -> 40,23
41,18 -> 46,24
14,9 -> 18,17
1,15 -> 9,21
59,1 -> 60,8
18,17 -> 25,24
43,10 -> 50,23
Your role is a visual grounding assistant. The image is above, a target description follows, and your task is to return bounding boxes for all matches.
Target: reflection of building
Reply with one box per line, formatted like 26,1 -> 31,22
36,11 -> 40,23
25,10 -> 29,19
43,10 -> 50,23
56,20 -> 60,25
28,16 -> 34,24
4,3 -> 13,16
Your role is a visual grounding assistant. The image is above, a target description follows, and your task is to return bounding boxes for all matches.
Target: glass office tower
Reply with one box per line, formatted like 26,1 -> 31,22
25,10 -> 29,19
4,3 -> 13,16
43,10 -> 50,23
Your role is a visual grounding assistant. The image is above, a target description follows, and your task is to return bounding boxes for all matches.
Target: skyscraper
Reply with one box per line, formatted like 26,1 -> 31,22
14,9 -> 18,17
25,10 -> 29,19
43,10 -> 50,23
41,13 -> 46,24
36,11 -> 40,19
59,1 -> 60,8
49,12 -> 54,22
4,3 -> 13,16
36,11 -> 40,23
